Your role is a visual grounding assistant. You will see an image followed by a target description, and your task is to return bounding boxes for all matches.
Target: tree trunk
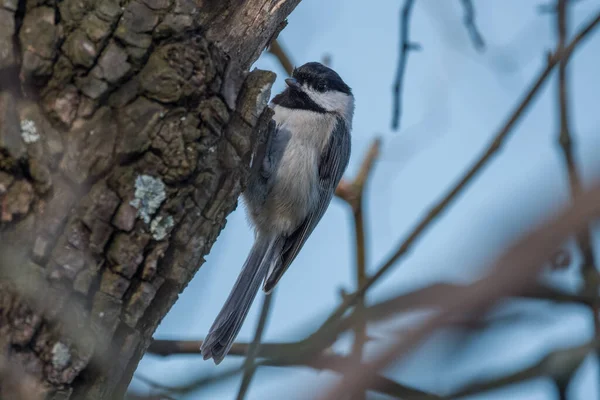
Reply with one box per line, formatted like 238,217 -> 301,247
0,0 -> 300,398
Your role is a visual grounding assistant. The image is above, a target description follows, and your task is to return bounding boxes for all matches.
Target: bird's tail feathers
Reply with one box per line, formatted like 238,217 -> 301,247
201,235 -> 281,364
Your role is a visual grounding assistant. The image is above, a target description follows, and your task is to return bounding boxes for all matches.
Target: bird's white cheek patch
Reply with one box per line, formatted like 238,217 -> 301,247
302,85 -> 354,121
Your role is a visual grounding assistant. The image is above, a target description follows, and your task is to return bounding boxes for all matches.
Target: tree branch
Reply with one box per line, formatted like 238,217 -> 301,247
556,0 -> 600,331
334,138 -> 381,400
310,9 -> 600,355
147,279 -> 599,364
555,1 -> 600,395
411,338 -> 597,399
268,39 -> 295,76
459,0 -> 486,51
320,182 -> 600,399
236,292 -> 276,400
145,342 -> 441,399
391,0 -> 420,131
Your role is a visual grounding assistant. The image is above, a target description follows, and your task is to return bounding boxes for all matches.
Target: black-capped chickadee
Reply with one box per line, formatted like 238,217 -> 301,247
201,62 -> 354,364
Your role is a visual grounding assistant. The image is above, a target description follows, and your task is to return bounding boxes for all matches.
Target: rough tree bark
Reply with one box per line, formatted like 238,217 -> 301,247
0,0 -> 300,398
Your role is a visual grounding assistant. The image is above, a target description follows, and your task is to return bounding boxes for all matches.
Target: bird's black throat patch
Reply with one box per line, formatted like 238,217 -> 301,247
271,87 -> 327,113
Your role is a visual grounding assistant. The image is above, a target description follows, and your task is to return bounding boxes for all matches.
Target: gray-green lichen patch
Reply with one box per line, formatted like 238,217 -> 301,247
256,82 -> 273,118
129,175 -> 166,223
20,119 -> 40,143
150,215 -> 173,240
51,342 -> 71,370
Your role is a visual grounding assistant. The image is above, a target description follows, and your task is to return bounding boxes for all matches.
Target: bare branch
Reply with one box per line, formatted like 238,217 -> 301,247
410,339 -> 596,399
236,292 -> 276,400
133,369 -> 244,397
335,138 -> 382,207
538,0 -> 585,14
268,39 -> 295,76
555,0 -> 600,308
554,1 -> 600,395
148,339 -> 301,358
313,9 -> 600,351
146,341 -> 441,399
321,182 -> 600,399
299,353 -> 442,399
459,0 -> 486,50
334,138 -> 381,400
391,0 -> 420,131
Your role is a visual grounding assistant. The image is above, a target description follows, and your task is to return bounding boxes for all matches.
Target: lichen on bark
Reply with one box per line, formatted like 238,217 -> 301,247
0,0 -> 300,398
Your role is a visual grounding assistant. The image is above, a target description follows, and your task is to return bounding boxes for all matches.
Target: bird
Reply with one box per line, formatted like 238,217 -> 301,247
201,61 -> 354,364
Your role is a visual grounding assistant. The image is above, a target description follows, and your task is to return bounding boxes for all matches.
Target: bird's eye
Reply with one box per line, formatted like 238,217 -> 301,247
316,82 -> 326,91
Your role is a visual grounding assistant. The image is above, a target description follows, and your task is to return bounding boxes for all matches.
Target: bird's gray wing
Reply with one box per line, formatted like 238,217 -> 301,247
263,117 -> 351,293
243,119 -> 278,212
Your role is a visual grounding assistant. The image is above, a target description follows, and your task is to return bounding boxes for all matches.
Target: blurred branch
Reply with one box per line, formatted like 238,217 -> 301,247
538,0 -> 585,14
268,39 -> 294,75
294,353 -> 442,399
335,138 -> 381,400
555,1 -> 600,395
391,0 -> 420,131
392,0 -> 485,130
146,341 -> 440,398
335,138 -> 381,207
411,338 -> 597,399
148,280 -> 598,360
145,277 -> 597,397
236,291 -> 276,400
459,0 -> 486,50
148,339 -> 300,358
338,280 -> 600,333
321,182 -> 600,399
557,384 -> 569,400
133,369 -> 244,397
310,8 -> 600,355
555,0 -> 600,324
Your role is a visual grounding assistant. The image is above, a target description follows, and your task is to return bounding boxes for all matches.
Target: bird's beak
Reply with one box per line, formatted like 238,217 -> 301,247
285,77 -> 301,89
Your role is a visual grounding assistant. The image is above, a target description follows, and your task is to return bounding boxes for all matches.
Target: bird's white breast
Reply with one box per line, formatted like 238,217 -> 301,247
264,105 -> 337,234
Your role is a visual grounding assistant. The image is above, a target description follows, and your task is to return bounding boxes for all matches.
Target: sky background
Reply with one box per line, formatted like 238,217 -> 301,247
129,1 -> 600,399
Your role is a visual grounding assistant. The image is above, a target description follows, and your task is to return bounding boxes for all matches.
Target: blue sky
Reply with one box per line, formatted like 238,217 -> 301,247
130,1 -> 600,399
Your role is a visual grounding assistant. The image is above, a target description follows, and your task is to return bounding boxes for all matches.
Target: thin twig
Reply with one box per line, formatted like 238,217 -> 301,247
268,39 -> 294,75
459,0 -> 486,51
538,0 -> 585,14
147,279 -> 600,360
555,1 -> 600,396
264,352 -> 442,399
336,281 -> 600,334
236,291 -> 276,400
144,341 -> 440,399
134,368 -> 245,397
348,211 -> 367,400
318,10 -> 600,397
409,339 -> 597,399
556,0 -> 600,332
145,341 -> 442,398
391,0 -> 419,131
148,339 -> 300,358
311,9 -> 600,353
335,138 -> 381,400
557,384 -> 569,400
321,183 -> 600,399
